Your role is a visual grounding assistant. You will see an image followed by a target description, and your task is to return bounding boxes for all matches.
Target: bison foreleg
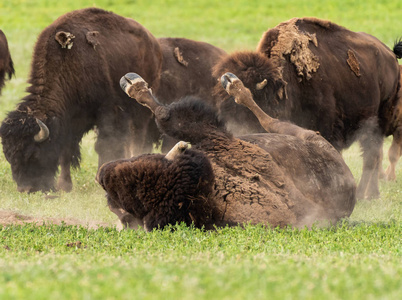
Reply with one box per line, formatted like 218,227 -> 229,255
120,73 -> 160,113
57,155 -> 72,192
220,73 -> 322,142
386,128 -> 402,181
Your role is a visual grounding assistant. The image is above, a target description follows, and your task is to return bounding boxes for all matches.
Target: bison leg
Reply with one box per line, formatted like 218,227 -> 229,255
357,120 -> 383,199
386,129 -> 402,181
220,73 -> 322,142
57,155 -> 72,192
120,73 -> 161,114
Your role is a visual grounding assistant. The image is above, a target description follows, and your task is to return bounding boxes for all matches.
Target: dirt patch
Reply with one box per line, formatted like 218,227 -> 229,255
0,210 -> 113,229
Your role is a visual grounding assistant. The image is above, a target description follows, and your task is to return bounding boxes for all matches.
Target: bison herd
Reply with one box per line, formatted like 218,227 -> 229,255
0,8 -> 401,230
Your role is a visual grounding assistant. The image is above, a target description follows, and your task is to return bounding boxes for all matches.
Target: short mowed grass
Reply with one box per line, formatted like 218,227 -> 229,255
0,0 -> 401,299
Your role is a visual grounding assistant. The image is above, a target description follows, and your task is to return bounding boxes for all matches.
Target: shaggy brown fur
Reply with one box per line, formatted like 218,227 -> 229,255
213,17 -> 402,199
97,148 -> 216,230
0,30 -> 14,95
99,73 -> 356,230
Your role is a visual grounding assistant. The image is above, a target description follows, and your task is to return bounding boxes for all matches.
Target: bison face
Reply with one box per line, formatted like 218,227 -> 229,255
154,96 -> 228,144
0,112 -> 60,192
213,51 -> 288,134
96,143 -> 215,231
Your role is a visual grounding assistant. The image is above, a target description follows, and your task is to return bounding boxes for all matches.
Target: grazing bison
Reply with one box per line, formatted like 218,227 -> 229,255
0,29 -> 14,94
213,17 -> 401,199
0,8 -> 225,193
96,72 -> 356,230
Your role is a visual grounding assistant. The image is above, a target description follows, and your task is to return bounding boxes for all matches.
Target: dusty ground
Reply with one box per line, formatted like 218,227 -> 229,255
0,210 -> 114,229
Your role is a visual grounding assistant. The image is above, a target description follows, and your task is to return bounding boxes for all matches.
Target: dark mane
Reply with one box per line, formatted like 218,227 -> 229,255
169,96 -> 226,129
394,38 -> 402,59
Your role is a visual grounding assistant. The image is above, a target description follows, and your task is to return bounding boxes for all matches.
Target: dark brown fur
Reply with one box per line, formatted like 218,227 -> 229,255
213,17 -> 401,199
97,148 -> 215,231
0,29 -> 14,94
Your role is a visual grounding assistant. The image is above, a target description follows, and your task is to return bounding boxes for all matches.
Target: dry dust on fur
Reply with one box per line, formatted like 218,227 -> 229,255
260,18 -> 320,81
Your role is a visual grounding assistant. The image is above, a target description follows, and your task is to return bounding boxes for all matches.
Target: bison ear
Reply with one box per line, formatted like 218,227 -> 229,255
55,31 -> 75,49
276,78 -> 288,100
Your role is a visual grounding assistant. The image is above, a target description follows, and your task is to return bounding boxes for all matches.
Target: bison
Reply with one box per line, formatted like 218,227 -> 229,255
212,17 -> 401,199
96,72 -> 356,230
0,29 -> 14,94
0,8 -> 226,193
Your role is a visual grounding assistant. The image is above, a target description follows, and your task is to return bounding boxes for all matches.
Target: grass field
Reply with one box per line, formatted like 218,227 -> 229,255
0,0 -> 401,299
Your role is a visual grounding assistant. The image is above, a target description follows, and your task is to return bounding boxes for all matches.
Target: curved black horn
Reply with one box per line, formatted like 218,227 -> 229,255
34,119 -> 49,142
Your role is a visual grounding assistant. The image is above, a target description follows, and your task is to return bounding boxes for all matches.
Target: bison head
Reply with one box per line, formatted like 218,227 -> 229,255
212,51 -> 288,134
120,73 -> 229,144
96,141 -> 215,230
0,109 -> 60,192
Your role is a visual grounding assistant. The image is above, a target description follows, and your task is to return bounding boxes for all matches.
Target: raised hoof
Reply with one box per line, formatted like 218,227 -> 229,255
119,72 -> 147,93
220,72 -> 239,91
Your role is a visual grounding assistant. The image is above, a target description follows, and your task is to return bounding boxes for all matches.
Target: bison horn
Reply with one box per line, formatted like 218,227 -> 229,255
256,79 -> 268,90
34,119 -> 49,142
165,141 -> 189,161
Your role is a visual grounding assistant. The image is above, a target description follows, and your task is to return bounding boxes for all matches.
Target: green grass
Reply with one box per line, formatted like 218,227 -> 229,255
1,222 -> 401,299
0,0 -> 402,299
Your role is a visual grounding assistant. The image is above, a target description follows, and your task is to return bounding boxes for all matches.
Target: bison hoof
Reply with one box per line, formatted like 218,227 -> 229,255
220,72 -> 240,91
119,72 -> 146,93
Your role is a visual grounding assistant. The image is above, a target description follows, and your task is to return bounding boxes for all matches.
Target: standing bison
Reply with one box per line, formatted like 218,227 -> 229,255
96,72 -> 356,230
0,29 -> 14,94
0,8 -> 226,193
213,17 -> 401,199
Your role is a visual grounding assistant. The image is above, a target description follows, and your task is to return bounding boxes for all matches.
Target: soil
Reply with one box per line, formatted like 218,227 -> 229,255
0,209 -> 114,229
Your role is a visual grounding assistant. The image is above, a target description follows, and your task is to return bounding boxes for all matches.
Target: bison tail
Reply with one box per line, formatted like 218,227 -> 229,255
7,56 -> 15,79
394,38 -> 402,59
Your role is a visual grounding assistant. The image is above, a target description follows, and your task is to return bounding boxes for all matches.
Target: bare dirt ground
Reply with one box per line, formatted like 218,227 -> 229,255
0,209 -> 114,229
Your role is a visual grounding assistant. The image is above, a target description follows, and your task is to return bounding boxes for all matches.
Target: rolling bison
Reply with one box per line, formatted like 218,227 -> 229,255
0,8 -> 225,193
213,17 -> 402,199
0,29 -> 14,94
96,72 -> 356,230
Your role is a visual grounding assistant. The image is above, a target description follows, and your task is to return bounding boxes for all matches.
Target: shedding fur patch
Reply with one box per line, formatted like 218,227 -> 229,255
86,31 -> 100,49
265,18 -> 320,81
347,49 -> 361,77
174,47 -> 189,66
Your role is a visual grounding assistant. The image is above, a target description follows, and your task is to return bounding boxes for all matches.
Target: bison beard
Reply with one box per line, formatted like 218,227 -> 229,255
212,17 -> 402,200
97,72 -> 356,230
